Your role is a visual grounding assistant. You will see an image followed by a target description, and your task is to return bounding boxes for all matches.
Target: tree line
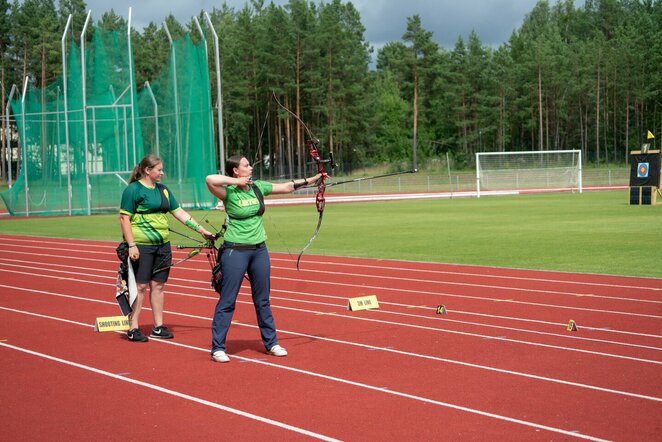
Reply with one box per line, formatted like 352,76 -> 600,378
1,0 -> 661,181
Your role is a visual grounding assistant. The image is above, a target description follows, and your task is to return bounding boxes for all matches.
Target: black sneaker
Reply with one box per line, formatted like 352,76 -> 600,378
127,328 -> 148,342
150,325 -> 174,339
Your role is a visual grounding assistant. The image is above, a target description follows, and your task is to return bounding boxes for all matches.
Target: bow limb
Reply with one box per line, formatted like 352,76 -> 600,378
296,209 -> 324,271
296,139 -> 330,270
272,90 -> 317,142
271,92 -> 333,269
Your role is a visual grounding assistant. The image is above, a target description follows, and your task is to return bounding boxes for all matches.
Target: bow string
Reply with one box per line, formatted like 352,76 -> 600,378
272,91 -> 334,270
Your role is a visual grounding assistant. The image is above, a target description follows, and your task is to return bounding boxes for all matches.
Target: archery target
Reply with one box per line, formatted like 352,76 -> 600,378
637,163 -> 649,178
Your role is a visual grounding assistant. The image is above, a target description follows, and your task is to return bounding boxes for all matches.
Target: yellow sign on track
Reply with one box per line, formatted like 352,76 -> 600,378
347,295 -> 379,311
94,316 -> 130,332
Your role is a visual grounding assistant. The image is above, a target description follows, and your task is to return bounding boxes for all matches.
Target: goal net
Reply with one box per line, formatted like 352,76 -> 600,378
475,150 -> 582,197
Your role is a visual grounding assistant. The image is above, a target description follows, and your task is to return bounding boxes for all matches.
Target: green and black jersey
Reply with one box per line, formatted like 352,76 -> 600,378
120,181 -> 181,245
224,180 -> 272,244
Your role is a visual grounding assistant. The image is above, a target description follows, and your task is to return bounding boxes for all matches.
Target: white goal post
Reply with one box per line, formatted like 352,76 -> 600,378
475,150 -> 582,197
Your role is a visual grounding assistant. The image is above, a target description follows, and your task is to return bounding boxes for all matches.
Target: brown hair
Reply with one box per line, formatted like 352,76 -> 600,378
129,154 -> 162,183
225,155 -> 245,177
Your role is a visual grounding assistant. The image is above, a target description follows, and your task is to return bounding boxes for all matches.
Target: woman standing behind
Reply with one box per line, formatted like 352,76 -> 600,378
205,155 -> 322,363
120,154 -> 212,342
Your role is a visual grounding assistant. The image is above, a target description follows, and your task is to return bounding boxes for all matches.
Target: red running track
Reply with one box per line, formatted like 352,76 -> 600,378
0,234 -> 660,441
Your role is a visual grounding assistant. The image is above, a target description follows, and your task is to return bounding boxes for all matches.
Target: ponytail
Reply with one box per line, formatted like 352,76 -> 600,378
129,154 -> 162,183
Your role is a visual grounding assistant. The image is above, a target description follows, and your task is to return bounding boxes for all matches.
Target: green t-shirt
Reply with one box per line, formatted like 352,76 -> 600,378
120,181 -> 181,245
224,181 -> 272,244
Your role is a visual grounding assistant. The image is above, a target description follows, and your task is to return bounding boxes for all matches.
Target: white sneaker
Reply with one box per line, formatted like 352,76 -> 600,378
211,350 -> 230,363
268,345 -> 288,357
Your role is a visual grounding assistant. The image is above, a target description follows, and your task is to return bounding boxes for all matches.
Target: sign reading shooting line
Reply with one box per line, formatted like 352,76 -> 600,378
94,316 -> 130,332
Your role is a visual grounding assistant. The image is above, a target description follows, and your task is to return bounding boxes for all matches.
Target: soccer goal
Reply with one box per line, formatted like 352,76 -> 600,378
475,150 -> 582,197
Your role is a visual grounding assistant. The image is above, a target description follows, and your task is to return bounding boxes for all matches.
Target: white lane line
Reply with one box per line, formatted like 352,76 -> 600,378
273,275 -> 662,319
1,278 -> 661,364
2,260 -> 660,323
3,236 -> 661,293
268,256 -> 662,292
0,308 -> 609,442
0,341 -> 340,441
3,258 -> 661,342
1,294 -> 661,404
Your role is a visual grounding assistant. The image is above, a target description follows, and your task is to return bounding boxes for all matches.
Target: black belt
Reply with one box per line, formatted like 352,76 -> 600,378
223,241 -> 265,250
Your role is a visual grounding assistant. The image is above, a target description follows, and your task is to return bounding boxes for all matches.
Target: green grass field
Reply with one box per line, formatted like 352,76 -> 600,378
1,190 -> 660,278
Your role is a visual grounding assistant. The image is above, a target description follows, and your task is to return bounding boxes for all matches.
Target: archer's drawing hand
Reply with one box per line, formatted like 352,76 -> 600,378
235,176 -> 253,187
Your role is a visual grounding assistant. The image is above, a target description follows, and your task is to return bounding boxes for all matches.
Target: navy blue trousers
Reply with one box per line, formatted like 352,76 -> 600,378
211,243 -> 278,353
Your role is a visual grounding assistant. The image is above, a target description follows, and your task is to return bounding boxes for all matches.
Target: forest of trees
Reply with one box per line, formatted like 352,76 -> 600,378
1,0 -> 661,180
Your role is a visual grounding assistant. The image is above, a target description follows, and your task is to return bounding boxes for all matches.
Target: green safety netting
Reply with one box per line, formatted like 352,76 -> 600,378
1,27 -> 217,216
